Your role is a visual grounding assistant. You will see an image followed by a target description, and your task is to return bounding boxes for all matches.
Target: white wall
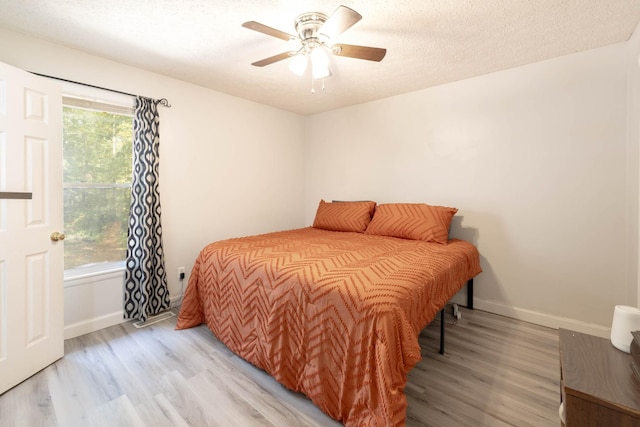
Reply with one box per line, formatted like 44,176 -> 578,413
0,27 -> 306,336
2,24 -> 638,339
63,270 -> 126,338
304,37 -> 638,336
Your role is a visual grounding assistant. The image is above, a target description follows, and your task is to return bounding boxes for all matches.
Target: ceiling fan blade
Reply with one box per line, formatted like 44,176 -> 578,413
251,52 -> 294,67
332,44 -> 387,62
242,21 -> 296,41
319,5 -> 362,39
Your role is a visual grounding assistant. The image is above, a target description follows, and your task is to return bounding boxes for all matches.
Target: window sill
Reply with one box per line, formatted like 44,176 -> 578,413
64,262 -> 125,288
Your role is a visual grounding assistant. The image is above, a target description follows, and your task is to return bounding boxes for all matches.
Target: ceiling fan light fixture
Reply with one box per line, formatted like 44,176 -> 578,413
289,54 -> 308,76
311,46 -> 331,80
312,62 -> 331,80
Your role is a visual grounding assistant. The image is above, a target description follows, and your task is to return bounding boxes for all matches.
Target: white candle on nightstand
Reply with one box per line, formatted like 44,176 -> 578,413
610,305 -> 640,353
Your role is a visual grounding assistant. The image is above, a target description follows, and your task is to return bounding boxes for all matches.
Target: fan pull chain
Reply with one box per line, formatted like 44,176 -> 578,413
310,78 -> 327,94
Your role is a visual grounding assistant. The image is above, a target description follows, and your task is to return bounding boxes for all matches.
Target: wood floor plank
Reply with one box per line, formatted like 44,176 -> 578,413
45,349 -> 109,426
159,369 -> 227,427
93,323 -> 185,405
0,367 -> 57,427
200,347 -> 323,426
188,369 -> 274,426
135,397 -> 186,427
0,305 -> 561,426
85,394 -> 146,427
225,353 -> 343,427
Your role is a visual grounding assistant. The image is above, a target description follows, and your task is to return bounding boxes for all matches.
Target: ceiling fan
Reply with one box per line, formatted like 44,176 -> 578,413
242,5 -> 386,84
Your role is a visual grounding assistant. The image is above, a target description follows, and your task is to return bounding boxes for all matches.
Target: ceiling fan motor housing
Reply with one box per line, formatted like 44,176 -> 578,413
295,12 -> 328,50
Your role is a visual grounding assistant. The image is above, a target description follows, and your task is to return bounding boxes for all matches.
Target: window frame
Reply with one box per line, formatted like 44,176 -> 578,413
61,86 -> 134,282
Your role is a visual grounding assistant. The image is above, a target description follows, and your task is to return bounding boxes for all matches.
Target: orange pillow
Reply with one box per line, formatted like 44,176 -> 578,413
312,199 -> 376,233
364,203 -> 457,243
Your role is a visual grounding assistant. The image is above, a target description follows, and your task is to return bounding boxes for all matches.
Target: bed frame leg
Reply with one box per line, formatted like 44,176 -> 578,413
440,277 -> 474,355
439,309 -> 445,355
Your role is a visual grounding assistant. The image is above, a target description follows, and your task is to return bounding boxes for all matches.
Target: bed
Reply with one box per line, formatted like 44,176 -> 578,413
176,201 -> 482,426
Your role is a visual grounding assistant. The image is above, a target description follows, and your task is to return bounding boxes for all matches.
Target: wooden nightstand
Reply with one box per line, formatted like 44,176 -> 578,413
559,328 -> 640,426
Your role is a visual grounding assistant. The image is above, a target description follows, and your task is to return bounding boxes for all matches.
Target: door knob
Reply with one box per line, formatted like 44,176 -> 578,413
50,232 -> 65,242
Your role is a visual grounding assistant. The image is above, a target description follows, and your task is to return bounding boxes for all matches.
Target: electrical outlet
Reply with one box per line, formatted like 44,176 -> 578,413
178,266 -> 185,281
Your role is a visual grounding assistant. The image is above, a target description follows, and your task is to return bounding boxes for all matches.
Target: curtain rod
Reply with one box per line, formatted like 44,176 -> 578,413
29,72 -> 171,107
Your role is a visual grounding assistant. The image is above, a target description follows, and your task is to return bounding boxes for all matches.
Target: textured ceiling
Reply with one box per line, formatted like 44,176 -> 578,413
0,1 -> 639,115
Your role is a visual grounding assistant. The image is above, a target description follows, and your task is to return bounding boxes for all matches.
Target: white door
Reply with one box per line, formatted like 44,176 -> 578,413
0,61 -> 63,394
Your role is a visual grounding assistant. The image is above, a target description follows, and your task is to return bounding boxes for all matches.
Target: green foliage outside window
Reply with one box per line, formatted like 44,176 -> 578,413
63,106 -> 133,270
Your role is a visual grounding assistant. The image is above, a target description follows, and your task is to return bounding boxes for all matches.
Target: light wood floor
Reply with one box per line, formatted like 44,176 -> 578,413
0,306 -> 560,426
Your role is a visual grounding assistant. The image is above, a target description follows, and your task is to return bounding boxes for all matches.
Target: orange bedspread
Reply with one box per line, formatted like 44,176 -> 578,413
176,227 -> 481,426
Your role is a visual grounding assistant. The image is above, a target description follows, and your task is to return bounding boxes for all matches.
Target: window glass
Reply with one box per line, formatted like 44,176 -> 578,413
63,98 -> 133,272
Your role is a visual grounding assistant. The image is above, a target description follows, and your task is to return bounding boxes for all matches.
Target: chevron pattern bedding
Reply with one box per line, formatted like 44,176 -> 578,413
176,227 -> 481,426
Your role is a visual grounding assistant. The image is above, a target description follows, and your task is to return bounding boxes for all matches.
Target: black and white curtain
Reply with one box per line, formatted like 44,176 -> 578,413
124,96 -> 170,322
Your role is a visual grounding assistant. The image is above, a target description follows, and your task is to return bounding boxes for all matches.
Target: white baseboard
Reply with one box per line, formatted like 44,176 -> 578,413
64,310 -> 125,340
64,294 -> 183,340
471,298 -> 611,339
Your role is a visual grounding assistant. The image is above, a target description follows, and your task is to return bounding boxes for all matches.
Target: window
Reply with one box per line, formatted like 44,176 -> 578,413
63,96 -> 133,275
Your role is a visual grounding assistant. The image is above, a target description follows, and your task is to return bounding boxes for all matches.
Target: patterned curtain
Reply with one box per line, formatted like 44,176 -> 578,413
123,96 -> 170,322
